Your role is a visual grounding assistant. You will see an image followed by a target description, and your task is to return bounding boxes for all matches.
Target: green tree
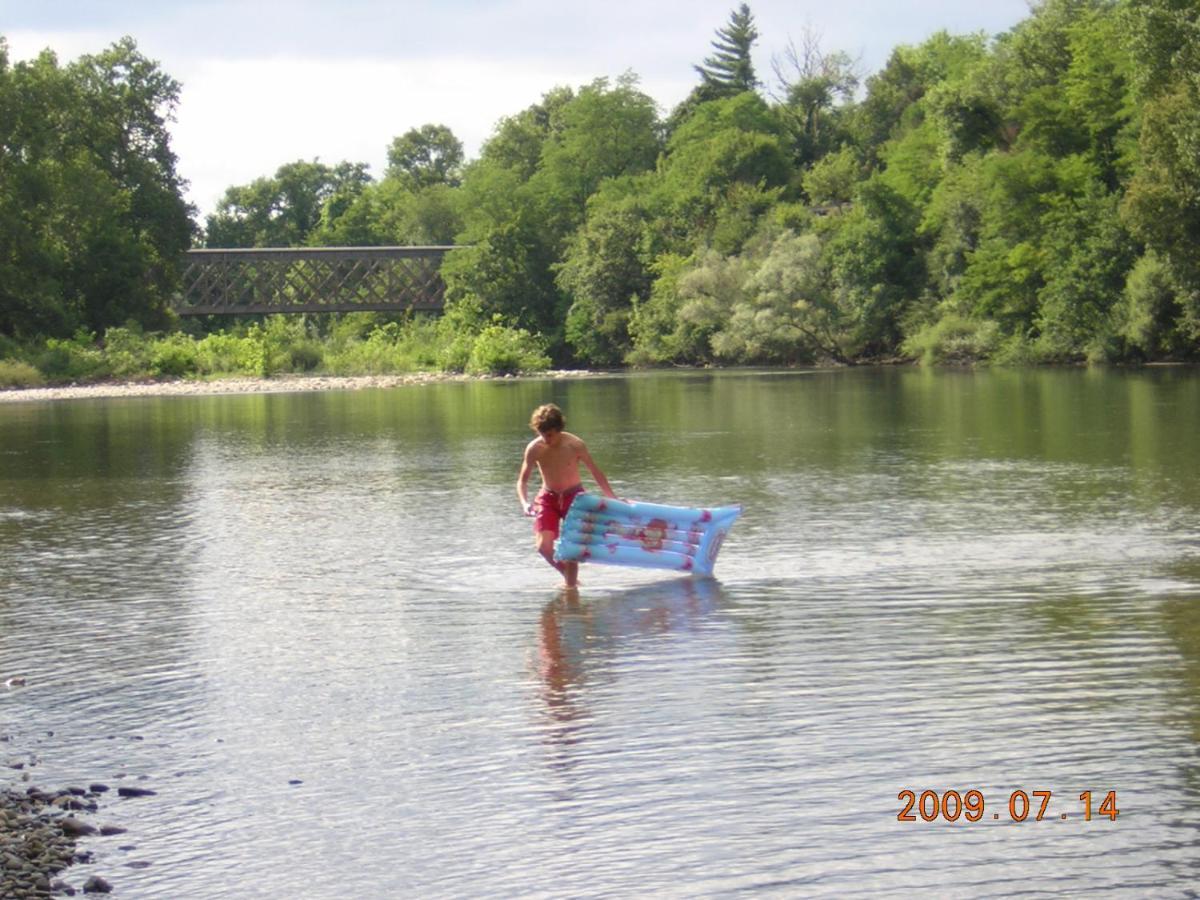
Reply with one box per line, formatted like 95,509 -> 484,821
386,124 -> 464,189
802,147 -> 862,205
944,151 -> 1059,333
445,78 -> 662,355
714,231 -> 849,363
529,74 -> 662,238
920,163 -> 986,303
850,45 -> 928,158
625,253 -> 705,364
925,75 -> 1003,163
313,177 -> 464,247
1116,251 -> 1190,357
1036,182 -> 1136,358
0,37 -> 193,338
1120,0 -> 1200,350
823,178 -> 924,355
669,3 -> 762,133
205,159 -> 370,247
659,93 -> 791,250
442,152 -> 560,339
772,28 -> 859,168
555,178 -> 656,364
441,210 -> 562,339
478,86 -> 575,180
1063,4 -> 1137,187
695,3 -> 761,96
850,32 -> 990,163
672,250 -> 750,364
378,182 -> 463,245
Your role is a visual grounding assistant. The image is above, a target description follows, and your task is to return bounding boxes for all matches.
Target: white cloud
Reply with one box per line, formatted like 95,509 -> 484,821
173,56 -> 658,216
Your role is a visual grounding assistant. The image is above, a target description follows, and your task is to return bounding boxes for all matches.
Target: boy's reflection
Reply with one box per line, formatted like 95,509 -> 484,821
534,578 -> 726,761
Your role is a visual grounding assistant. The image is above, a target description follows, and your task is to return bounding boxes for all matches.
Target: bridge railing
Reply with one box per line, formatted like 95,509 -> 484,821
175,246 -> 460,316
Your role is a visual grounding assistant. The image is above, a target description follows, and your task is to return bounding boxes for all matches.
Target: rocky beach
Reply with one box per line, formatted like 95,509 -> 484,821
0,370 -> 595,405
2,719 -> 152,898
1,731 -> 154,898
0,782 -> 112,897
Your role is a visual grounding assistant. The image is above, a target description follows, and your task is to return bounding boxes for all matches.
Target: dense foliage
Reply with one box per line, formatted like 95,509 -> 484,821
0,37 -> 194,340
3,0 -> 1199,380
0,316 -> 549,388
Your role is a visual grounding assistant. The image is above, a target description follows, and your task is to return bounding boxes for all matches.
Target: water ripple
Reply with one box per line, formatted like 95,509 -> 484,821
2,373 -> 1200,897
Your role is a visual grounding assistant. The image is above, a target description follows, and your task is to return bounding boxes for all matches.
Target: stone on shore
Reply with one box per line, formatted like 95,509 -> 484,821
0,369 -> 597,405
82,875 -> 112,893
59,817 -> 97,837
1,782 -> 118,898
115,786 -> 156,798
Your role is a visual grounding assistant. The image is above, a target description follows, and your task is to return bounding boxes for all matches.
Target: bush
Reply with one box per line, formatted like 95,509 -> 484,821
102,326 -> 154,377
149,333 -> 200,377
392,316 -> 443,370
36,330 -> 109,382
0,333 -> 21,361
1116,252 -> 1186,358
322,318 -> 443,374
255,317 -> 325,374
466,324 -> 550,374
992,332 -> 1042,366
0,313 -> 564,386
437,329 -> 476,372
901,315 -> 1001,365
323,323 -> 405,375
195,332 -> 265,376
289,342 -> 323,372
327,312 -> 385,349
0,359 -> 44,389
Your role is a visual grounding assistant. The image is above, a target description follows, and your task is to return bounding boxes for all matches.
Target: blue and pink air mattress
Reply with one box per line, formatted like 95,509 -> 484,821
553,493 -> 741,577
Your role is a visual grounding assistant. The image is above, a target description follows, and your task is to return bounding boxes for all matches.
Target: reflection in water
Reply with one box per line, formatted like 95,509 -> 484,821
536,579 -> 727,758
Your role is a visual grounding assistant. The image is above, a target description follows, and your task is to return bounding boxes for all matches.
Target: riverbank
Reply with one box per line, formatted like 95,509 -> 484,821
2,725 -> 155,896
0,370 -> 595,404
0,783 -> 110,897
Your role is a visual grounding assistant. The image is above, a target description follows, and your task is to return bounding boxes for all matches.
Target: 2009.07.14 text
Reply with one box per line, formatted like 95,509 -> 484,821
897,790 -> 1119,823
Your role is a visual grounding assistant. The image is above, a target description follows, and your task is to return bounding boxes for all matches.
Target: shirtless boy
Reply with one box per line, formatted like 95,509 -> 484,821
517,403 -> 617,588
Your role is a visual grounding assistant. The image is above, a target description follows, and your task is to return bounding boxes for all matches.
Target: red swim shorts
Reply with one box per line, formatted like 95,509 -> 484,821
533,484 -> 584,537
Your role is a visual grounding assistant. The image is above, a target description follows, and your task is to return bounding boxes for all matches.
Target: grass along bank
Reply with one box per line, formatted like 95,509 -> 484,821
0,315 -> 552,389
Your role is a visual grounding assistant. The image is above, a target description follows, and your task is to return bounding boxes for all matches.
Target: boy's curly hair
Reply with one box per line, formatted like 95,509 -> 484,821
530,403 -> 565,434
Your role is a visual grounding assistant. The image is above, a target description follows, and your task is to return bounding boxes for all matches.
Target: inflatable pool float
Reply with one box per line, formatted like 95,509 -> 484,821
553,494 -> 741,577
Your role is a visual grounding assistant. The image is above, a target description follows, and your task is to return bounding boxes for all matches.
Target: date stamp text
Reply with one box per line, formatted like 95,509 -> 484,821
898,789 -> 1119,823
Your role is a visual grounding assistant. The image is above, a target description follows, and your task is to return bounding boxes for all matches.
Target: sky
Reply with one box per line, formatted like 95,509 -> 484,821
2,1 -> 1033,219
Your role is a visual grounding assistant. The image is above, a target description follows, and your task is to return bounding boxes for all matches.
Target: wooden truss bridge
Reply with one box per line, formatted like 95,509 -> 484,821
175,246 -> 458,315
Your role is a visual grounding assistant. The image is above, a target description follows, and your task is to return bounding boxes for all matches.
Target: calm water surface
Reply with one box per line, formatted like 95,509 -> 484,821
2,368 -> 1199,897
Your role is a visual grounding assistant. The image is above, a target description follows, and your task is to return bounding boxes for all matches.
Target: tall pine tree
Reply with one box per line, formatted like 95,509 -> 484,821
695,4 -> 761,96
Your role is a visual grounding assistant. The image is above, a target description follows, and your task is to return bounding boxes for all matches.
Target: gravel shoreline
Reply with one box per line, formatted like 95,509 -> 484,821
0,370 -> 597,405
0,784 -> 111,897
2,728 -> 149,897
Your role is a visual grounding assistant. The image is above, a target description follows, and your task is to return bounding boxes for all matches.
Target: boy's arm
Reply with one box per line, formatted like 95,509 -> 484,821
517,443 -> 537,515
578,442 -> 617,498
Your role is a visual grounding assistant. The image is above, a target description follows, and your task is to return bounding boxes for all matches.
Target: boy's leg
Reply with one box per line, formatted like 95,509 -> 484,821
533,491 -> 579,587
535,531 -> 579,587
535,530 -> 563,573
557,487 -> 582,587
532,491 -> 562,575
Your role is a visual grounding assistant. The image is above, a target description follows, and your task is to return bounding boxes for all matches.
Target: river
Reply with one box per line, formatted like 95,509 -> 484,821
1,367 -> 1198,897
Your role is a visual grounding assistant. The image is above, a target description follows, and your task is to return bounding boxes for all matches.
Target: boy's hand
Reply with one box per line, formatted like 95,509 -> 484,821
523,502 -> 535,517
